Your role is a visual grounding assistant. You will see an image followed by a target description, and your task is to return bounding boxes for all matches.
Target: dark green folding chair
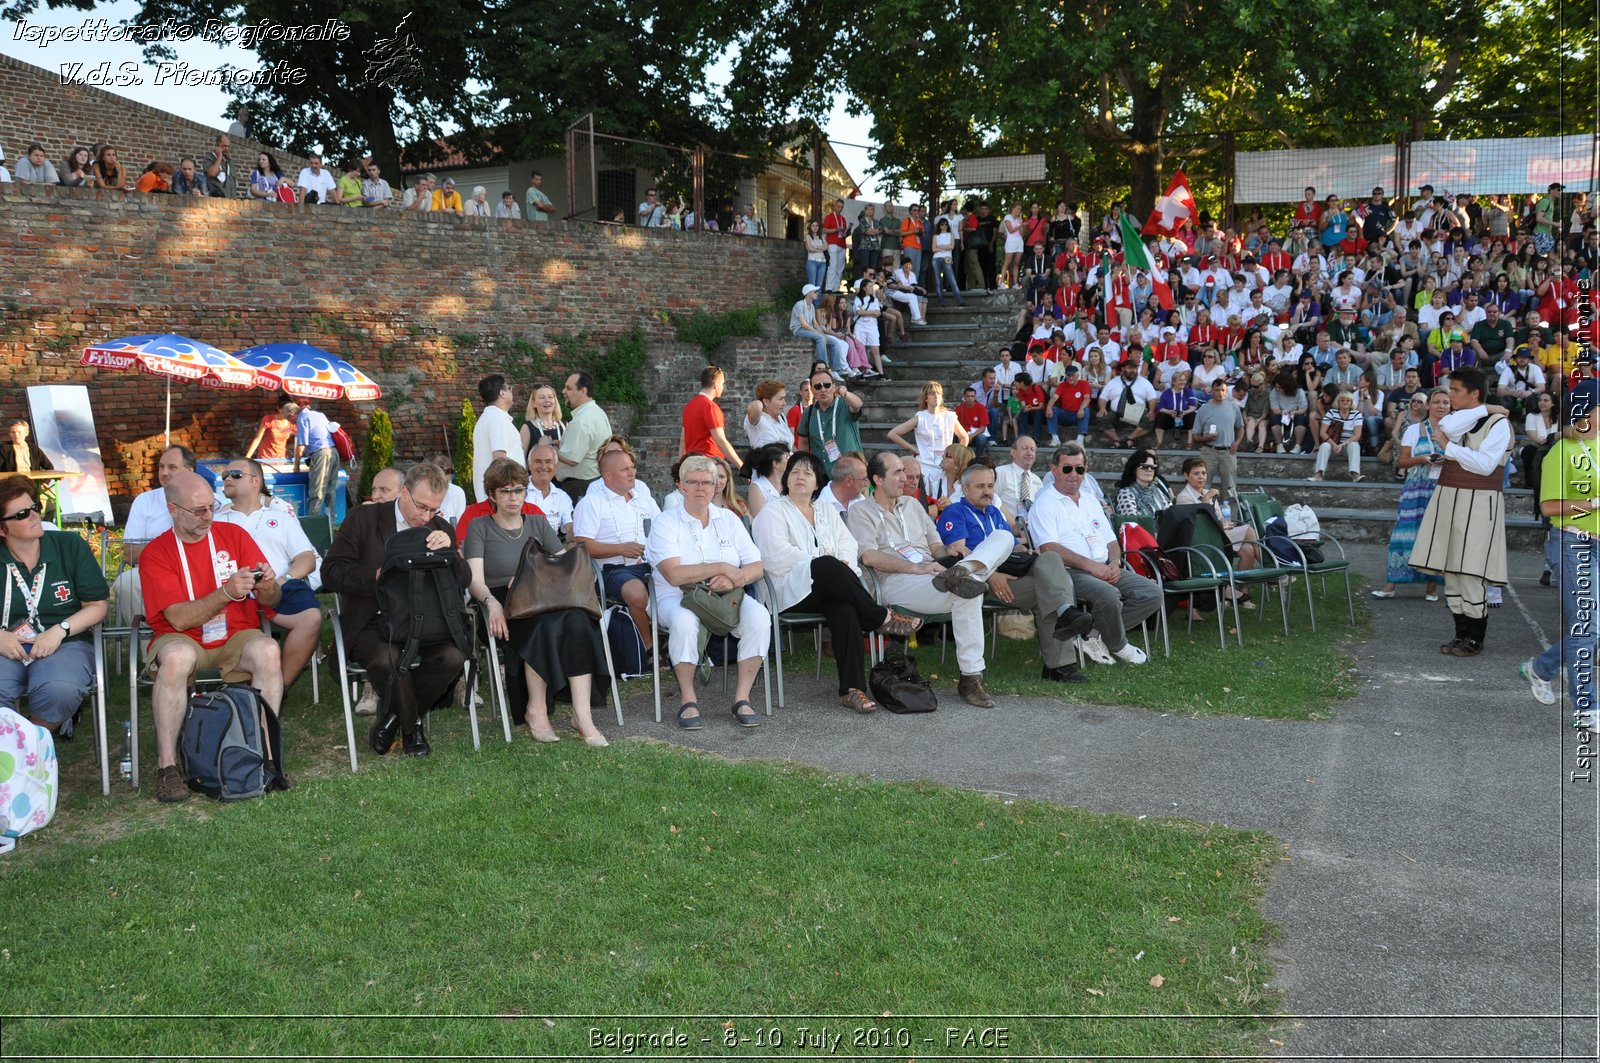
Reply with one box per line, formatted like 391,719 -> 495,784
1237,491 -> 1355,631
1182,507 -> 1296,638
1113,513 -> 1231,651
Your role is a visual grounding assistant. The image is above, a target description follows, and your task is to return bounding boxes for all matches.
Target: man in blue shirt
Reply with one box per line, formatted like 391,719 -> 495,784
937,463 -> 1094,684
293,398 -> 340,518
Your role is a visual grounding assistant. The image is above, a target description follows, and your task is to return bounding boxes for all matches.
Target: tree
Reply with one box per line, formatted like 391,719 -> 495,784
453,399 -> 475,496
358,408 -> 394,502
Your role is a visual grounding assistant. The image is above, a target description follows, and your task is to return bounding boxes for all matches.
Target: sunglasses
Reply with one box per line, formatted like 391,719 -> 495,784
221,470 -> 252,480
1,505 -> 41,522
1137,463 -> 1159,471
812,382 -> 834,390
1058,464 -> 1086,475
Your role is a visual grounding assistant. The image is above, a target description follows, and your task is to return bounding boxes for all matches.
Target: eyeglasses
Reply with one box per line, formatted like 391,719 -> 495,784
493,486 -> 526,497
404,495 -> 441,516
1058,464 -> 1086,475
681,478 -> 717,489
1137,463 -> 1159,471
1,505 -> 40,523
440,467 -> 455,476
221,470 -> 253,480
812,382 -> 833,390
171,503 -> 215,519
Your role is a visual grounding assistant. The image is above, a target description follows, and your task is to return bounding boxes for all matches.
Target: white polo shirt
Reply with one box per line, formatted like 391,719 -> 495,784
124,487 -> 173,546
217,505 -> 321,590
644,504 -> 760,612
573,481 -> 661,566
1029,487 -> 1113,564
471,404 -> 522,502
526,479 -> 574,534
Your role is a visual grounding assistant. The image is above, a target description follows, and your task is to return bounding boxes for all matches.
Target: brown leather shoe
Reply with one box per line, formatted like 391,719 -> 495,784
957,673 -> 996,708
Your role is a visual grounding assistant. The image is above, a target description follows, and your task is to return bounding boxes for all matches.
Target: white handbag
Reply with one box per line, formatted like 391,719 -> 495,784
0,705 -> 58,854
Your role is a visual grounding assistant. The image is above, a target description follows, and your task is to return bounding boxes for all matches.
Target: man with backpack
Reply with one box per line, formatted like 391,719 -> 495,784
322,462 -> 470,757
141,472 -> 285,803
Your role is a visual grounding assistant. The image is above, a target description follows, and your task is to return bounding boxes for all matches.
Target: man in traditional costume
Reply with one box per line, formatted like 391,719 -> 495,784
1409,366 -> 1510,656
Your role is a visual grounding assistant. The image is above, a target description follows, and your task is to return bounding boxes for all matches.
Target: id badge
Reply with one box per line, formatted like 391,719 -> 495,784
825,439 -> 842,463
201,614 -> 229,645
897,546 -> 928,564
1084,533 -> 1103,555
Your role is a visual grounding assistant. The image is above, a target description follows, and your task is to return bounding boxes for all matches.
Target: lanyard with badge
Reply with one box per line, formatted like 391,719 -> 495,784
817,400 -> 843,464
179,532 -> 237,644
893,500 -> 930,564
2,561 -> 46,656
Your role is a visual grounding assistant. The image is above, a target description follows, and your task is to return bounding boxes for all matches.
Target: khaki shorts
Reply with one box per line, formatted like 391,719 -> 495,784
147,629 -> 270,683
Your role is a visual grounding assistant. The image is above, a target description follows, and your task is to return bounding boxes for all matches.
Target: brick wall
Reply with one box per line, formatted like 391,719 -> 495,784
0,182 -> 805,512
0,51 -> 309,196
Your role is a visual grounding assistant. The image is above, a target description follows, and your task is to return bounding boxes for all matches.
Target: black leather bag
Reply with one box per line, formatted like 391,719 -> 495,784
869,652 -> 938,714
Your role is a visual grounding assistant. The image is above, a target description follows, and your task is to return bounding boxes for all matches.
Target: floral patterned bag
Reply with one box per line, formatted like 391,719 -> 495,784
0,705 -> 58,855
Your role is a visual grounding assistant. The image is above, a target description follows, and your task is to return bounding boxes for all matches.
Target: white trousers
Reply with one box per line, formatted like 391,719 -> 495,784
872,530 -> 1014,675
656,595 -> 772,667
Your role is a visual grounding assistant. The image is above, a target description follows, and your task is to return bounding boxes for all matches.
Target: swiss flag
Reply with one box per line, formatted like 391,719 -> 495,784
1141,170 -> 1195,236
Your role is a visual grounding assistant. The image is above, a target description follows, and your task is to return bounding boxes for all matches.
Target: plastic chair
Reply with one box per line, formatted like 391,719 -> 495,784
125,616 -> 227,789
1111,514 -> 1229,652
1237,491 -> 1355,631
759,575 -> 829,711
1182,508 -> 1295,637
11,627 -> 111,795
461,598 -> 512,747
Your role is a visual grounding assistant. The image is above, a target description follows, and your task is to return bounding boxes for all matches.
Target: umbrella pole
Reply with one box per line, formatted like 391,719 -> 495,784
165,377 -> 171,446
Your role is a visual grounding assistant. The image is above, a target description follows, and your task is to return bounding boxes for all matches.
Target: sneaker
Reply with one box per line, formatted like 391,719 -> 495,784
1276,443 -> 1287,453
931,561 -> 988,599
1540,568 -> 1553,587
354,689 -> 378,717
1077,633 -> 1116,665
1049,434 -> 1061,446
1520,660 -> 1556,706
1113,642 -> 1149,665
155,765 -> 190,803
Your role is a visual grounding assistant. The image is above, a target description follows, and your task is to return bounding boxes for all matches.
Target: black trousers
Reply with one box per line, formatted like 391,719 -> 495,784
350,627 -> 467,733
788,556 -> 888,694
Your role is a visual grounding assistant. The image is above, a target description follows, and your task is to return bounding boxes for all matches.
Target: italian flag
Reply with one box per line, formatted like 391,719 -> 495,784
1120,213 -> 1174,311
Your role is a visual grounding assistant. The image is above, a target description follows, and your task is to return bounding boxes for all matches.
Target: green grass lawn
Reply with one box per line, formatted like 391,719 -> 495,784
6,686 -> 1286,1058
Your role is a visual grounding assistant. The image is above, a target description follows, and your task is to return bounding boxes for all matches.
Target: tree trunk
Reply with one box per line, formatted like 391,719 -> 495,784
1127,139 -> 1162,220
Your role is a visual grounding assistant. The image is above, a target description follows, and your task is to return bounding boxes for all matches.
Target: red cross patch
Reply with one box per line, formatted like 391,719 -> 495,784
54,585 -> 72,602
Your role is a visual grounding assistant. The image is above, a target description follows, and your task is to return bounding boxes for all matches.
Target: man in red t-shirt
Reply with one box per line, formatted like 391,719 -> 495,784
140,472 -> 284,802
1292,186 -> 1322,229
1047,364 -> 1092,443
823,198 -> 849,292
680,366 -> 737,461
955,386 -> 992,455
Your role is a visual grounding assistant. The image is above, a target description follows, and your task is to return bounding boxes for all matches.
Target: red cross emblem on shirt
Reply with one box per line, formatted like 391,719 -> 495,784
54,585 -> 72,602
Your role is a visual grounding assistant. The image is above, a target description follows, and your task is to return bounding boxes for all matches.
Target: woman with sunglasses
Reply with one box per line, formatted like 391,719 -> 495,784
1113,449 -> 1173,517
0,475 -> 110,742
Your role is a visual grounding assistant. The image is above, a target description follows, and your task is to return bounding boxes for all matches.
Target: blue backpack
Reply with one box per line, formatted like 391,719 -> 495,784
180,684 -> 286,801
604,606 -> 649,679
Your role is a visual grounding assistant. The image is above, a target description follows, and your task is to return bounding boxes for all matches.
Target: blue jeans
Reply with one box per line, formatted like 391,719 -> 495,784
966,428 -> 992,457
805,259 -> 826,291
1019,408 -> 1046,439
794,329 -> 849,374
932,257 -> 963,305
1050,407 -> 1090,438
0,638 -> 95,730
902,248 -> 922,278
1533,529 -> 1597,717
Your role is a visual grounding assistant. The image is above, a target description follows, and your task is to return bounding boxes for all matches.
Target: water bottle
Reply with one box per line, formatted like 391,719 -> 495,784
119,720 -> 132,781
1220,501 -> 1233,523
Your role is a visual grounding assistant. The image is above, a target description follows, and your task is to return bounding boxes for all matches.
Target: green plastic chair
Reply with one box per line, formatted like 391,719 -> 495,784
1237,491 -> 1355,631
1112,513 -> 1231,651
1182,506 -> 1295,637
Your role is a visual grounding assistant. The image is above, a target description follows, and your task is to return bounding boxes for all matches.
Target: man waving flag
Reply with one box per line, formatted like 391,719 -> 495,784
1120,212 -> 1174,311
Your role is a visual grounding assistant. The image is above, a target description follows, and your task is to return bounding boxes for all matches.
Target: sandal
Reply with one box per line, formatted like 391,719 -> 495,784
840,688 -> 878,714
676,701 -> 703,730
731,699 -> 760,728
876,611 -> 924,639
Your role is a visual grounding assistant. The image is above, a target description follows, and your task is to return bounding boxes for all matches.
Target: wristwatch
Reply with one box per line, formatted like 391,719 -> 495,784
58,620 -> 70,636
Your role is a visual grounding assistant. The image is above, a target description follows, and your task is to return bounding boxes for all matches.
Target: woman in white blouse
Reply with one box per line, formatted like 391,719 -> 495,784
744,443 -> 790,519
886,381 -> 969,501
752,452 -> 922,714
646,455 -> 770,729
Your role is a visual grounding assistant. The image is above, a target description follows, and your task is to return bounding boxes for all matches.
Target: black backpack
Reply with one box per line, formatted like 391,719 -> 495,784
869,652 -> 938,714
180,683 -> 286,801
376,525 -> 473,671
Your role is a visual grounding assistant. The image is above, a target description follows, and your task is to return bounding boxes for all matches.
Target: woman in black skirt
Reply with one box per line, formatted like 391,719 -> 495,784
465,457 -> 608,746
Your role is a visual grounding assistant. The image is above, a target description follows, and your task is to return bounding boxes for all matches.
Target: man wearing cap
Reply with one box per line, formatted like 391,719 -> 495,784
1409,366 -> 1511,657
1097,358 -> 1157,449
1046,363 -> 1092,444
1189,378 -> 1245,494
790,284 -> 851,379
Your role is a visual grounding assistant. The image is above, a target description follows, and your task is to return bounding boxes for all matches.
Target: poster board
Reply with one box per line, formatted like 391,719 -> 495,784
26,385 -> 115,524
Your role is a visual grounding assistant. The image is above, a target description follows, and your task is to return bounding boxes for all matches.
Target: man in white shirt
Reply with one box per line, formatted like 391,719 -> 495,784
525,443 -> 574,537
1097,359 -> 1158,448
1029,442 -> 1161,665
992,348 -> 1022,399
1451,289 -> 1486,334
217,458 -> 322,691
574,448 -> 661,649
471,374 -> 521,502
847,452 -> 1010,707
294,154 -> 340,205
428,453 -> 468,524
994,435 -> 1044,531
113,444 -> 196,625
819,454 -> 867,517
1496,348 -> 1546,410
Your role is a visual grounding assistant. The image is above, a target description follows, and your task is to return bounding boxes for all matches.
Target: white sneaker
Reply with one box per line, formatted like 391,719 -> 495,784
354,689 -> 378,716
1049,435 -> 1061,446
1113,642 -> 1149,665
1077,633 -> 1115,665
1520,660 -> 1556,706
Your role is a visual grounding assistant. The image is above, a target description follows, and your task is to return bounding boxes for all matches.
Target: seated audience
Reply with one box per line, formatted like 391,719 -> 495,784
465,459 -> 608,746
744,443 -> 790,519
1113,449 -> 1173,516
524,443 -> 574,538
574,447 -> 661,650
15,144 -> 58,184
647,455 -> 770,730
141,472 -> 284,802
1172,457 -> 1262,572
752,451 -> 923,713
0,476 -> 109,741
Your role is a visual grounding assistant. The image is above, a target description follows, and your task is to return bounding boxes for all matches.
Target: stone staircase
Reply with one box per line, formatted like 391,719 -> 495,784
627,288 -> 1547,551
